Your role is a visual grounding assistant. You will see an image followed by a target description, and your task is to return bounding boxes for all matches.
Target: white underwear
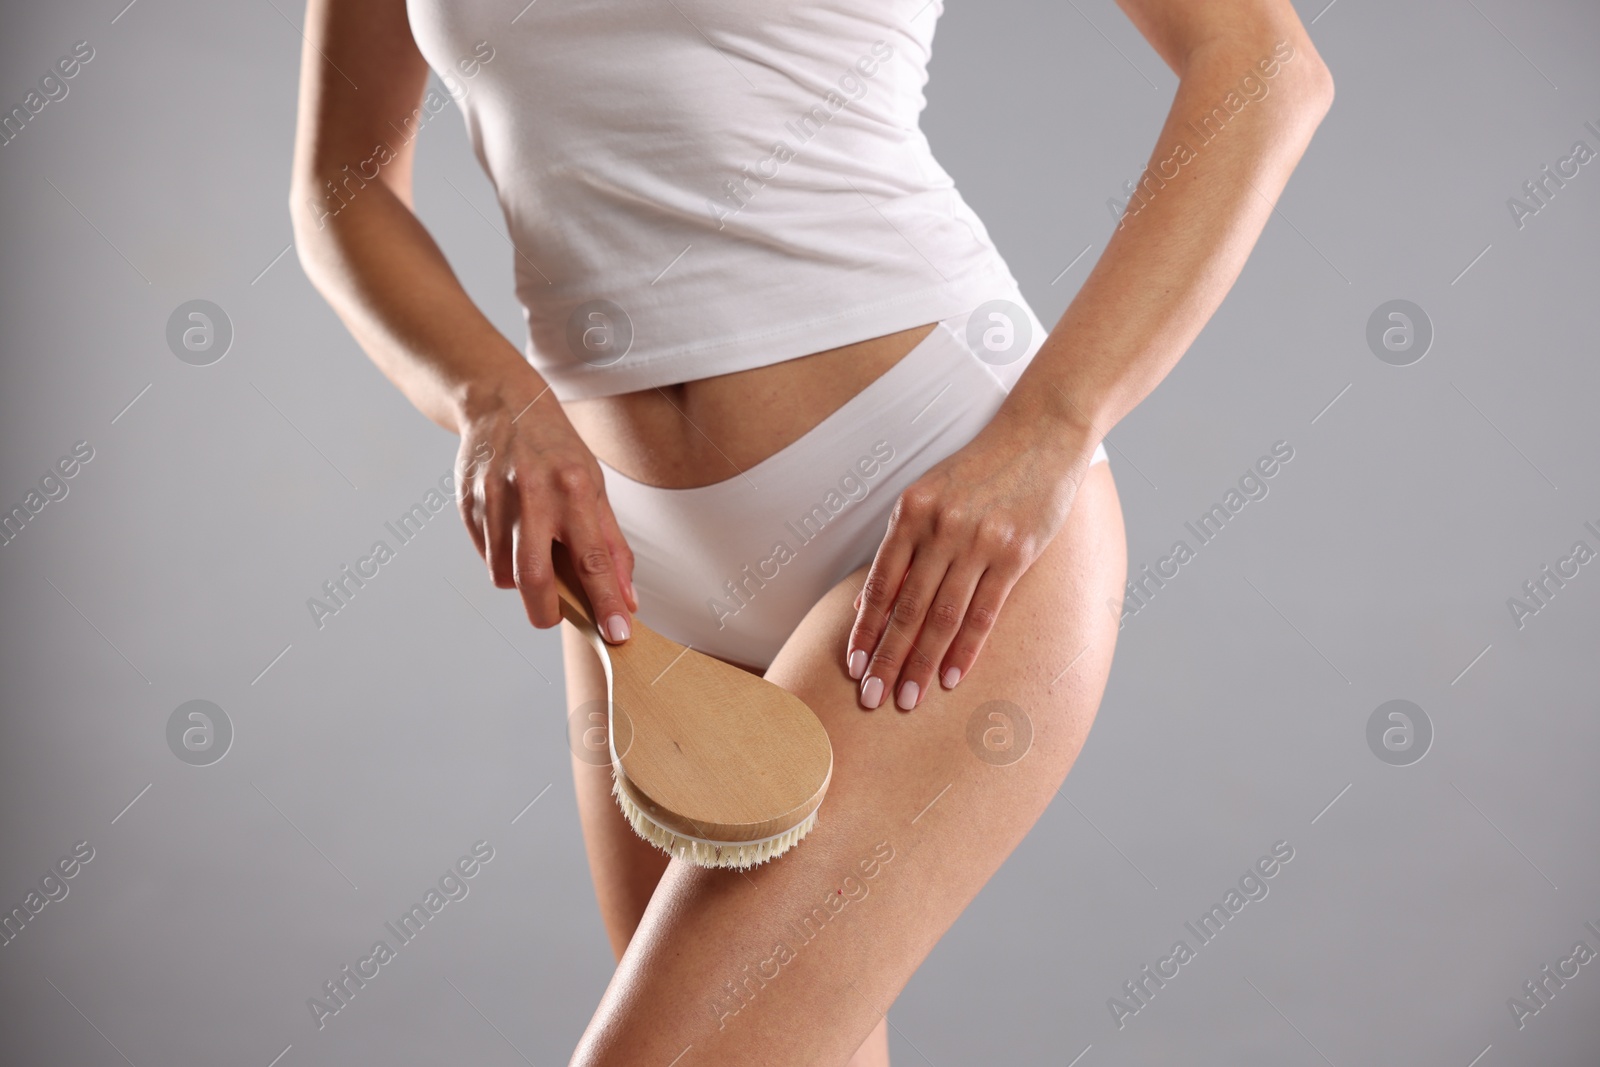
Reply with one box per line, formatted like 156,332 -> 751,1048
596,287 -> 1111,670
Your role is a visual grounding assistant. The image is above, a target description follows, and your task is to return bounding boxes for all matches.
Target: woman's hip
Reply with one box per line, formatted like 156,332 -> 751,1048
598,288 -> 1110,669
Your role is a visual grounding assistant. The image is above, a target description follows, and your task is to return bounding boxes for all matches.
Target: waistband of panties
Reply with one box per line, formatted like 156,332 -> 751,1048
595,285 -> 1040,501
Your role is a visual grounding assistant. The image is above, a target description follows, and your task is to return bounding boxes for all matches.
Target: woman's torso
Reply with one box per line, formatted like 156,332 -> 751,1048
406,0 -> 1013,486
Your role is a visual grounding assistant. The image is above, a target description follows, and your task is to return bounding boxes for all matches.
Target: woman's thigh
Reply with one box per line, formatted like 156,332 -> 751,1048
569,461 -> 1127,1066
563,625 -> 671,962
565,628 -> 893,1064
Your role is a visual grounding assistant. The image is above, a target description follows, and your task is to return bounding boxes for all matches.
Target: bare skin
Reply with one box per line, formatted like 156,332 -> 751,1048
291,0 -> 1333,1062
561,322 -> 938,491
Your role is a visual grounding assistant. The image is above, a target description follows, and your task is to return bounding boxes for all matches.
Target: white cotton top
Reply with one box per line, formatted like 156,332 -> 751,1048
405,0 -> 1019,400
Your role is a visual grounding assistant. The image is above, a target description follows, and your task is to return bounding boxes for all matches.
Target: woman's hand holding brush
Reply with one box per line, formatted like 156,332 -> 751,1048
451,369 -> 639,643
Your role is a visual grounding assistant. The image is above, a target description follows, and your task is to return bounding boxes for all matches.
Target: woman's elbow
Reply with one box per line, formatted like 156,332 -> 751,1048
1304,58 -> 1335,117
288,178 -> 330,244
286,190 -> 341,299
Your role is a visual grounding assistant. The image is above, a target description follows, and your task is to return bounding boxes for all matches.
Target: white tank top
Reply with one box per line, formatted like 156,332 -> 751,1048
405,0 -> 1017,400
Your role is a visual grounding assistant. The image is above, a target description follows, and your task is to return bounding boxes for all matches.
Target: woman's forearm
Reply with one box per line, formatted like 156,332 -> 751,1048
1002,33 -> 1335,467
288,177 -> 548,434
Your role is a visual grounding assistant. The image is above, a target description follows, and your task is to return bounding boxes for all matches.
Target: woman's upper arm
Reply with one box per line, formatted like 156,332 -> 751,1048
1113,0 -> 1333,96
289,0 -> 432,216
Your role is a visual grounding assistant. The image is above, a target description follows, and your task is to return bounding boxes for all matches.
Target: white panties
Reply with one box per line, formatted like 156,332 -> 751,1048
596,288 -> 1110,670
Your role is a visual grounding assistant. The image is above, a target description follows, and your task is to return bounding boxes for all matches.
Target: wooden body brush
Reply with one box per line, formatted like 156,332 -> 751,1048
552,544 -> 833,869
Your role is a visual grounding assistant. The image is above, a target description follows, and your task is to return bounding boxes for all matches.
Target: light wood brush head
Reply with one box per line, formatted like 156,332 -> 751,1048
551,543 -> 833,868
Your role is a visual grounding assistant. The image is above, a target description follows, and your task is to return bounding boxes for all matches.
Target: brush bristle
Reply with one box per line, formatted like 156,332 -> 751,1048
611,774 -> 817,870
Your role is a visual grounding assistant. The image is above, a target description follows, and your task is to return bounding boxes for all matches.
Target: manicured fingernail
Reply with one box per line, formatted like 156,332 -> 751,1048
848,649 -> 867,680
942,667 -> 961,689
896,680 -> 919,711
860,676 -> 884,710
604,614 -> 630,643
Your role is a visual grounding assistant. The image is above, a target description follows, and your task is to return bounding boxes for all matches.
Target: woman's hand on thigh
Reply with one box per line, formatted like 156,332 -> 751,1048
845,405 -> 1099,710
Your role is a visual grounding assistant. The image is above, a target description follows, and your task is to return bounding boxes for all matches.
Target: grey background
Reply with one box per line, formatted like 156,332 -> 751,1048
2,0 -> 1597,1064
